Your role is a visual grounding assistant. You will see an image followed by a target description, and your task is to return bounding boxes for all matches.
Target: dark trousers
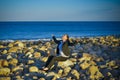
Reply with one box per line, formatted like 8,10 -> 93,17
45,55 -> 68,69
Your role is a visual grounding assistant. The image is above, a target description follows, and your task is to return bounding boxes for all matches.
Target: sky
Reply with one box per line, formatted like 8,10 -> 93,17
0,0 -> 120,21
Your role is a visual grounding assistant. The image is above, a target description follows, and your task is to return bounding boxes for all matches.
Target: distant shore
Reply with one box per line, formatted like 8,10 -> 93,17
0,35 -> 120,80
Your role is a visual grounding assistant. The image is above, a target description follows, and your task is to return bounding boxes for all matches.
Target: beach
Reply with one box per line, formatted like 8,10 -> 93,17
0,35 -> 120,80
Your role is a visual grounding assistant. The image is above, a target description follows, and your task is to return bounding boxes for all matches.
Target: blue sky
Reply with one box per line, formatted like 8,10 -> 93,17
0,0 -> 120,21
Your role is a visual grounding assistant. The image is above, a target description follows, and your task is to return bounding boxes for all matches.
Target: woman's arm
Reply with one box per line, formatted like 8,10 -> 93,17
67,40 -> 76,46
52,36 -> 60,44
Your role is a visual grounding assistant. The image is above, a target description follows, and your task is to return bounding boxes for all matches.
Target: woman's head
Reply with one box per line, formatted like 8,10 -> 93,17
62,34 -> 69,42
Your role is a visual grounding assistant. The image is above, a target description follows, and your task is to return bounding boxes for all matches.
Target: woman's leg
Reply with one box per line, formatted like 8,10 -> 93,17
45,55 -> 54,67
46,56 -> 68,69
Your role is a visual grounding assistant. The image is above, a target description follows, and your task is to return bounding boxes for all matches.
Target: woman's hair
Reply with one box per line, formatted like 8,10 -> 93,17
64,34 -> 69,40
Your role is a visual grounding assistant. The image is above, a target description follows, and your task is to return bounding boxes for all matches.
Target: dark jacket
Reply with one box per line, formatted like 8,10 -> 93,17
52,36 -> 74,57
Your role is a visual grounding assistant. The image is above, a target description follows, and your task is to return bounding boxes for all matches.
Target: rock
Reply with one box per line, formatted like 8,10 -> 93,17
34,52 -> 41,58
33,76 -> 38,79
39,46 -> 47,51
58,69 -> 63,77
89,65 -> 104,80
0,68 -> 10,76
2,50 -> 7,54
63,67 -> 71,76
2,60 -> 9,67
9,58 -> 18,66
41,57 -> 48,62
14,41 -> 24,48
46,72 -> 59,78
8,47 -> 19,53
79,53 -> 92,62
28,60 -> 35,64
80,61 -> 91,70
57,60 -> 74,68
12,66 -> 23,72
0,77 -> 11,80
25,52 -> 33,58
71,69 -> 80,80
39,78 -> 45,80
29,66 -> 39,72
7,55 -> 12,60
8,43 -> 14,47
106,60 -> 116,67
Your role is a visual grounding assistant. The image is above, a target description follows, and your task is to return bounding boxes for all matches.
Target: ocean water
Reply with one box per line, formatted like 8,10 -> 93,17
0,21 -> 120,40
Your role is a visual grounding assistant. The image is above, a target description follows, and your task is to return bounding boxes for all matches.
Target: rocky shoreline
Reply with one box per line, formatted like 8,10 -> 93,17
0,35 -> 120,80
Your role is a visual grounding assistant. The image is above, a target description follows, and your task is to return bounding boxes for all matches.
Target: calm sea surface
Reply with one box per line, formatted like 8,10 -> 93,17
0,21 -> 120,40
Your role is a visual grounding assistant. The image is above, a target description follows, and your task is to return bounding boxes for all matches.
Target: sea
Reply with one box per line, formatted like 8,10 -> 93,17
0,21 -> 120,41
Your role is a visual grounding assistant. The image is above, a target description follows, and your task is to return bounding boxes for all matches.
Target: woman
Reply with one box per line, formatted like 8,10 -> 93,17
42,34 -> 75,71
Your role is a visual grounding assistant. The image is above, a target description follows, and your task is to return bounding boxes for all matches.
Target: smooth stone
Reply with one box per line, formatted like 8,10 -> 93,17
8,47 -> 19,53
7,55 -> 12,60
2,60 -> 9,67
28,60 -> 35,64
57,60 -> 74,68
80,61 -> 91,70
14,41 -> 24,48
63,67 -> 71,76
2,50 -> 7,54
39,78 -> 45,80
29,66 -> 39,72
89,65 -> 104,80
0,77 -> 11,80
9,58 -> 18,66
0,68 -> 10,76
34,52 -> 41,58
12,66 -> 23,72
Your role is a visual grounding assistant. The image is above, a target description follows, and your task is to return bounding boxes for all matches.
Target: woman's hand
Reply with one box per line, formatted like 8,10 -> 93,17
51,34 -> 54,37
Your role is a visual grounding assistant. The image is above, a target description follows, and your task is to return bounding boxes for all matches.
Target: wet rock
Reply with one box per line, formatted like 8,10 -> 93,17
34,52 -> 41,58
39,46 -> 47,51
29,66 -> 39,72
0,68 -> 10,76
